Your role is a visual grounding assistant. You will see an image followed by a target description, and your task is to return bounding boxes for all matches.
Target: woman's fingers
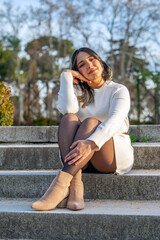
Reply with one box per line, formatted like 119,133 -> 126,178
68,154 -> 86,166
74,157 -> 84,166
64,152 -> 77,162
70,140 -> 79,149
64,147 -> 78,162
64,140 -> 93,165
64,70 -> 91,84
67,155 -> 82,165
75,72 -> 91,83
73,77 -> 79,84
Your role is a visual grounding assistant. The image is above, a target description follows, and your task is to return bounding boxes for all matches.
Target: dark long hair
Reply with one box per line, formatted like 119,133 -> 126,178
71,47 -> 112,108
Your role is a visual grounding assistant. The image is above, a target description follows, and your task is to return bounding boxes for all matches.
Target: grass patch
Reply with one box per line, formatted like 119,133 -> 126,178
130,135 -> 152,142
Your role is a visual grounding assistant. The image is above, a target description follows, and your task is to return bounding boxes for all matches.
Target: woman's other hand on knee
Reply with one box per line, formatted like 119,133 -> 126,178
64,140 -> 97,166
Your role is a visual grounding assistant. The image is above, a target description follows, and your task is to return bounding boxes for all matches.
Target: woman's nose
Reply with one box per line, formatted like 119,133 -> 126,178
86,61 -> 92,69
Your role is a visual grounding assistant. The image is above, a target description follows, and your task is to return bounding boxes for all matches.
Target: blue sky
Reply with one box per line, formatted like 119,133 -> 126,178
0,0 -> 39,9
10,0 -> 39,8
0,0 -> 42,55
1,0 -> 159,70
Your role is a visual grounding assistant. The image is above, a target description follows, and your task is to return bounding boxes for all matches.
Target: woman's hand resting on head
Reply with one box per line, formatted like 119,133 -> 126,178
64,140 -> 97,166
64,69 -> 91,84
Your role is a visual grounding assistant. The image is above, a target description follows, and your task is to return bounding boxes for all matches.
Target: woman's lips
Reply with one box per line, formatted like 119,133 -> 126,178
89,68 -> 97,74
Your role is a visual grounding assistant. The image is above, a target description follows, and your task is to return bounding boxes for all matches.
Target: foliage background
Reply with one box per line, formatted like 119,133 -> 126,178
0,0 -> 159,125
0,82 -> 14,126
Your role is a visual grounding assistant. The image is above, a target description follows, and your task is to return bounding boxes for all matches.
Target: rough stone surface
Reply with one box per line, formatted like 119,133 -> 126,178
0,125 -> 160,143
132,142 -> 160,169
0,143 -> 160,170
0,199 -> 159,240
0,170 -> 159,200
1,198 -> 160,216
0,125 -> 159,240
0,144 -> 61,170
0,126 -> 58,143
129,125 -> 160,142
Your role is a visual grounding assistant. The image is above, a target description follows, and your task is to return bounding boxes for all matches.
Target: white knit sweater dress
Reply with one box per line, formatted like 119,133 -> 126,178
57,72 -> 134,175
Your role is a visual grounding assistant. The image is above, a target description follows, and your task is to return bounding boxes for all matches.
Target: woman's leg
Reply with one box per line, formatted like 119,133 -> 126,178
90,137 -> 116,173
62,117 -> 100,210
31,113 -> 81,211
62,117 -> 116,175
32,116 -> 116,211
58,113 -> 85,210
58,113 -> 81,163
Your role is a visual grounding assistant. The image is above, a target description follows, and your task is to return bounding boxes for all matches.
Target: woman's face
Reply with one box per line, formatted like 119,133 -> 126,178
76,51 -> 104,88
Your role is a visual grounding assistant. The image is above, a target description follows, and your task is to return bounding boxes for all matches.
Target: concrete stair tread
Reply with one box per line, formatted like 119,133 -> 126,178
0,198 -> 160,216
0,142 -> 159,170
0,143 -> 59,147
0,142 -> 160,147
0,125 -> 159,240
0,169 -> 160,176
0,126 -> 59,143
0,125 -> 160,143
0,169 -> 159,200
0,200 -> 159,240
132,142 -> 160,146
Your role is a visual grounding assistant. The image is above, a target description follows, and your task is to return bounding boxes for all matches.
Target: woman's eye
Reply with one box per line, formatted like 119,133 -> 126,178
79,63 -> 85,68
90,58 -> 94,61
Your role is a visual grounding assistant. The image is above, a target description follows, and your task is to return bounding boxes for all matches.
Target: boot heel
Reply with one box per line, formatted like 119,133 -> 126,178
57,197 -> 68,208
67,169 -> 84,211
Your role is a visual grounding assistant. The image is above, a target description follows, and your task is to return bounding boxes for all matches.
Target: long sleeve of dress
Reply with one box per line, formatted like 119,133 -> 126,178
86,86 -> 130,150
57,72 -> 79,114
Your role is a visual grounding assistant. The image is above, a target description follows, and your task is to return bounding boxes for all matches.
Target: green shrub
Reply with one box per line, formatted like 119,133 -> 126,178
32,117 -> 58,126
0,81 -> 14,126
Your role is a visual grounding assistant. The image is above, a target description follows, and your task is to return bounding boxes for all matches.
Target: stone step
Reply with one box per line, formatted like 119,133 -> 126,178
0,143 -> 159,170
0,198 -> 159,240
0,170 -> 159,200
129,124 -> 160,142
0,126 -> 59,143
133,142 -> 160,169
0,125 -> 160,143
0,143 -> 61,170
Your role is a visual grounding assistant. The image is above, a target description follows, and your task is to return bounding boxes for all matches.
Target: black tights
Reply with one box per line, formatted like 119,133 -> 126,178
58,113 -> 116,176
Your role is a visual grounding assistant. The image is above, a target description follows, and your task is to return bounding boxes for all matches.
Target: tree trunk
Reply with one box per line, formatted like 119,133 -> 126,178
155,80 -> 160,123
16,56 -> 25,125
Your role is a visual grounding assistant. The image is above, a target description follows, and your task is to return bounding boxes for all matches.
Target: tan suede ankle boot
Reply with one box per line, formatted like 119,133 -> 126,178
31,171 -> 73,211
67,169 -> 84,210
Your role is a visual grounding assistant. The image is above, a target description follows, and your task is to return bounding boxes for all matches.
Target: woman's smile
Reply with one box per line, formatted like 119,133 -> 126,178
88,68 -> 97,74
76,52 -> 104,88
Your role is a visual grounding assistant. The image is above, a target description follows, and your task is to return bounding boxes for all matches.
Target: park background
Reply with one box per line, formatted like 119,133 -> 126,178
0,0 -> 160,126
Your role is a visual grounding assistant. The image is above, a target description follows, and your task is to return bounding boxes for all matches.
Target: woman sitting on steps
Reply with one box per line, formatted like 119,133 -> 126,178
31,47 -> 134,211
